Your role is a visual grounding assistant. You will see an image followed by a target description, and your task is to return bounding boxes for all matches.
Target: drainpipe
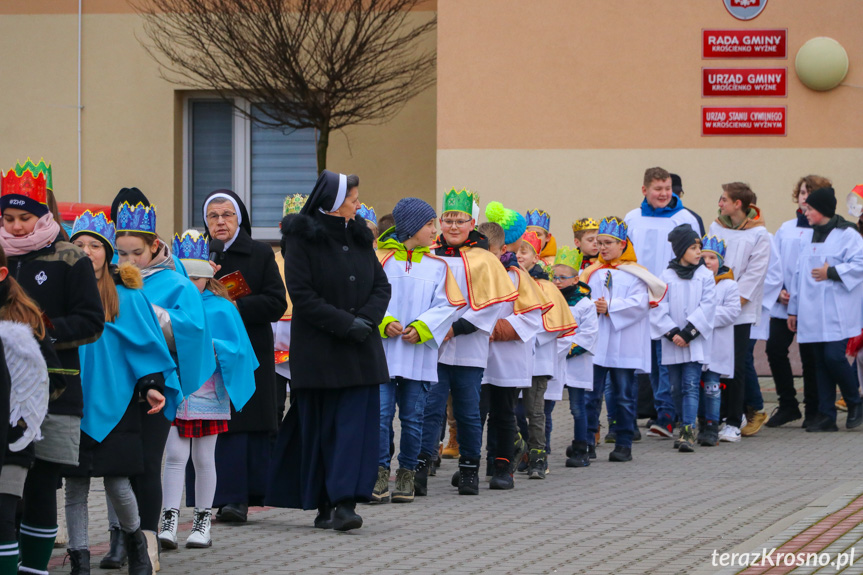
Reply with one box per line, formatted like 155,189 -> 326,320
77,0 -> 82,202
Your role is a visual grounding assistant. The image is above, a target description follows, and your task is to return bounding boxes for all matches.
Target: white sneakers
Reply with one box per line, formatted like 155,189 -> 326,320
186,509 -> 212,549
719,425 -> 741,443
158,508 -> 179,550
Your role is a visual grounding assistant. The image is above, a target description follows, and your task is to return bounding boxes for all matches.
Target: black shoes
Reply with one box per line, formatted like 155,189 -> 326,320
699,422 -> 719,447
124,529 -> 153,575
332,501 -> 363,531
632,427 -> 642,442
489,458 -> 514,490
314,503 -> 333,529
413,452 -> 430,496
846,402 -> 863,429
99,528 -> 127,569
217,503 -> 248,523
68,548 -> 91,575
805,413 -> 839,432
458,457 -> 480,495
527,450 -> 547,479
565,441 -> 590,468
765,405 -> 802,428
609,445 -> 632,462
587,444 -> 597,459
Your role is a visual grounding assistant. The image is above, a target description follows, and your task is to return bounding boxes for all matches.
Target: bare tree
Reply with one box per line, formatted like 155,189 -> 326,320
133,0 -> 436,171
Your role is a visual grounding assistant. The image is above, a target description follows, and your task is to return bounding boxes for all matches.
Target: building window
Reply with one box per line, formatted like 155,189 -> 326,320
185,98 -> 318,240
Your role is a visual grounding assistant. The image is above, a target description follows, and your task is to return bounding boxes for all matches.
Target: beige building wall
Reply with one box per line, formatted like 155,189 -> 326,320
0,3 -> 436,239
437,0 -> 863,242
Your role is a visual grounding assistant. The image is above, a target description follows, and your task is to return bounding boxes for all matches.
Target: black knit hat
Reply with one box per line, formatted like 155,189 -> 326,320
393,197 -> 437,242
670,173 -> 683,195
111,187 -> 150,223
668,223 -> 700,260
806,186 -> 836,218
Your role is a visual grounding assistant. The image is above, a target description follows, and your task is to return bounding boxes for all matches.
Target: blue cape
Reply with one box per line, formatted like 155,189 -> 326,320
143,269 -> 216,397
79,284 -> 182,442
202,290 -> 258,412
641,194 -> 685,218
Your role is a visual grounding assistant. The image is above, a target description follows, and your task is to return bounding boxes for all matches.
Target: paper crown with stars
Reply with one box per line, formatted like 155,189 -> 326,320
525,209 -> 551,232
572,218 -> 600,233
553,246 -> 583,272
116,202 -> 157,235
172,229 -> 214,278
443,188 -> 478,217
282,193 -> 308,217
701,235 -> 727,262
71,210 -> 116,258
357,203 -> 377,225
597,217 -> 627,242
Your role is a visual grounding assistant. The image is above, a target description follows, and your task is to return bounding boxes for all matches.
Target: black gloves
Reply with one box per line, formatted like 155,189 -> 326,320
346,317 -> 374,343
451,318 -> 479,337
678,322 -> 701,343
664,327 -> 681,342
137,372 -> 166,398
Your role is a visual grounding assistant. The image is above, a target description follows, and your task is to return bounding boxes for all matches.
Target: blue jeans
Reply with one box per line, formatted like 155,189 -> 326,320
585,371 -> 605,447
668,362 -> 702,427
700,370 -> 722,424
650,340 -> 675,426
567,388 -> 587,444
604,374 -> 639,432
380,378 -> 430,471
744,338 -> 764,411
421,365 -> 483,460
593,365 -> 636,448
813,340 -> 862,421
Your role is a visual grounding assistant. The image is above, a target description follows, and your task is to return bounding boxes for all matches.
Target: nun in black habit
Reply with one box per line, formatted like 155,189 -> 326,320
266,170 -> 390,531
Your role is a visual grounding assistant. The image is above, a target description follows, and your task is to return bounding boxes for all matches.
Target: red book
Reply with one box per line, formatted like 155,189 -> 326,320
219,270 -> 252,300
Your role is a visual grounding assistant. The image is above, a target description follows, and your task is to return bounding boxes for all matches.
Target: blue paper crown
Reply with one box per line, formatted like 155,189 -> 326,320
357,203 -> 377,225
598,217 -> 627,242
116,202 -> 157,235
702,235 -> 727,260
172,230 -> 210,262
525,209 -> 551,231
71,210 -> 115,250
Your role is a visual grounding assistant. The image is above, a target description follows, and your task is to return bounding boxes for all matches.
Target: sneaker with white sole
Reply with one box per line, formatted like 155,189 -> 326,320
186,508 -> 212,548
158,508 -> 178,550
647,422 -> 674,438
718,425 -> 741,443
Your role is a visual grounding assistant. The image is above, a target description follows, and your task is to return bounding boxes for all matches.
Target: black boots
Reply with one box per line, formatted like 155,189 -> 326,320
489,458 -> 514,490
68,549 -> 91,575
699,422 -> 719,447
846,402 -> 863,429
565,441 -> 590,468
124,529 -> 153,575
314,503 -> 333,529
609,445 -> 632,462
332,500 -> 363,532
217,502 -> 248,523
414,452 -> 431,496
99,528 -> 127,569
805,413 -> 839,432
457,457 -> 480,495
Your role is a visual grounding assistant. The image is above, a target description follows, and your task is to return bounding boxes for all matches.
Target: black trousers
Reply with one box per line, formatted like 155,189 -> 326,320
130,404 -> 170,532
482,385 -> 519,463
766,317 -> 818,416
721,323 -> 751,428
22,459 -> 62,528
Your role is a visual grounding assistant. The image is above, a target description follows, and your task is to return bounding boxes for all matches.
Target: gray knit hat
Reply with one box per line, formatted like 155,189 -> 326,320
393,198 -> 437,242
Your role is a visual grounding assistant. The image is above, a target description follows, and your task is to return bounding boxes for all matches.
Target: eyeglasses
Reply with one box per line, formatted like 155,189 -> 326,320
440,219 -> 472,228
206,211 -> 237,222
551,274 -> 576,282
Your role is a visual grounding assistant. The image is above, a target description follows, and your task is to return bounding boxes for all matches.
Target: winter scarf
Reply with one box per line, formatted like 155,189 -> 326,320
0,213 -> 61,256
640,195 -> 685,218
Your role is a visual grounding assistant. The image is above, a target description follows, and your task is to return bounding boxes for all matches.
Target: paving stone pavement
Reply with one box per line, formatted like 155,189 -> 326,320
49,381 -> 863,575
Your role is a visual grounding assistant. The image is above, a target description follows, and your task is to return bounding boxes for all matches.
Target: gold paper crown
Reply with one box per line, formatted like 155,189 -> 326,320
572,218 -> 600,233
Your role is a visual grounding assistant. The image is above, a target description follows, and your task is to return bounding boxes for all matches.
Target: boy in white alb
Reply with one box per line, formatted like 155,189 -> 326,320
708,182 -> 771,442
700,236 -> 741,446
551,247 -> 599,466
580,217 -> 666,462
625,167 -> 699,438
374,198 -> 466,503
788,186 -> 863,432
651,225 -> 716,452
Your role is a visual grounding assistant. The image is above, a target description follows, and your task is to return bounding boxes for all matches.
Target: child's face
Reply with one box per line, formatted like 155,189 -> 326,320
190,277 -> 208,293
574,231 -> 599,257
718,191 -> 743,217
680,242 -> 702,267
516,242 -> 539,269
702,252 -> 720,274
505,239 -> 523,254
642,178 -> 673,209
530,228 -> 549,249
551,265 -> 577,289
797,181 -> 809,210
488,242 -> 505,257
597,236 -> 625,261
440,212 -> 474,246
408,219 -> 437,248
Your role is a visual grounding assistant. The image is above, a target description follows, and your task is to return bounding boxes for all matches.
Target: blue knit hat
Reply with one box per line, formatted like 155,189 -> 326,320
393,197 -> 437,242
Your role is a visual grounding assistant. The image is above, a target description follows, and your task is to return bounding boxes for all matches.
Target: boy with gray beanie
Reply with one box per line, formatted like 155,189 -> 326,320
373,198 -> 466,503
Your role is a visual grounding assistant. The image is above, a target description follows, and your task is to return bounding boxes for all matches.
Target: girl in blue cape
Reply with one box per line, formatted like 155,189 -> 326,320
110,199 -> 215,569
64,211 -> 182,575
159,230 -> 257,551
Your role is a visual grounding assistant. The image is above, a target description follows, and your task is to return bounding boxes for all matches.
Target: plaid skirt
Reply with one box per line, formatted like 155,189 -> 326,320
173,418 -> 229,438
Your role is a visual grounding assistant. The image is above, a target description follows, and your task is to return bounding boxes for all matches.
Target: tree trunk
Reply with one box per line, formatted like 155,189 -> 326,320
316,125 -> 330,174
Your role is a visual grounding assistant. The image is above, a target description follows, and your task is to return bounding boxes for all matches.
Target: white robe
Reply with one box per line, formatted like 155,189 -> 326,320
565,297 -> 600,390
437,254 -> 504,369
381,255 -> 465,383
788,226 -> 863,344
624,208 -> 701,277
705,278 -> 741,377
533,329 -> 560,378
545,338 -> 570,400
707,222 -> 771,326
484,270 -> 544,388
750,234 -> 783,341
770,217 -> 813,320
586,267 -> 652,372
651,265 -> 716,365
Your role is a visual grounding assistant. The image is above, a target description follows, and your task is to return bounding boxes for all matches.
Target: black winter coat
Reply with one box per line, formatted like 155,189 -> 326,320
213,229 -> 287,433
7,238 -> 105,418
0,338 -> 8,470
280,212 -> 391,390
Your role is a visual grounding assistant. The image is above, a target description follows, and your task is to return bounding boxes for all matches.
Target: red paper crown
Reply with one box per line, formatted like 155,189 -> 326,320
1,168 -> 48,205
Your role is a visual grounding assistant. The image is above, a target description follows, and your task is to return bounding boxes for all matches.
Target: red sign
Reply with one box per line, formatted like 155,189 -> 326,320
702,67 -> 787,97
702,29 -> 787,59
702,107 -> 786,136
